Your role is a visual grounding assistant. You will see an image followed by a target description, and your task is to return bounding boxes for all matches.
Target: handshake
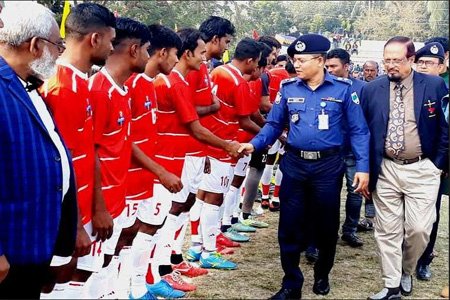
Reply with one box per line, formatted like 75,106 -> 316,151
225,141 -> 255,158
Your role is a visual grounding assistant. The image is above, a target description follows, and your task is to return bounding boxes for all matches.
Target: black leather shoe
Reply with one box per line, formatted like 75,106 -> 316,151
305,247 -> 319,263
357,218 -> 374,232
313,278 -> 330,295
416,264 -> 432,281
270,288 -> 302,300
341,233 -> 364,247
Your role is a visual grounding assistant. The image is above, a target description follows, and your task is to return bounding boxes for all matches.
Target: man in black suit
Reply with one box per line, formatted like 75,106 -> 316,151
362,36 -> 448,300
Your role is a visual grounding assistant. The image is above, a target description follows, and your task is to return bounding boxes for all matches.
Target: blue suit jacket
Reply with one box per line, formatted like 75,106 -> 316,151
0,57 -> 77,265
361,72 -> 449,192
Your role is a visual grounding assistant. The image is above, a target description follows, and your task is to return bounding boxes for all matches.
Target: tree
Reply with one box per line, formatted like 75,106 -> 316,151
427,0 -> 449,37
354,1 -> 437,41
245,1 -> 294,36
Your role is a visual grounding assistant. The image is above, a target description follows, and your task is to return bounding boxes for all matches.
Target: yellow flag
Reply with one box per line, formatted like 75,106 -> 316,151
60,1 -> 71,38
222,49 -> 230,63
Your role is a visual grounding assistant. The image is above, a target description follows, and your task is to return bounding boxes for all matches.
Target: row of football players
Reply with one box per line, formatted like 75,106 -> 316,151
39,3 -> 292,299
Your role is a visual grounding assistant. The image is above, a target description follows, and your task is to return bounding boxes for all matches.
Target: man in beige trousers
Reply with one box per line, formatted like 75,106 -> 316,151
361,36 -> 449,300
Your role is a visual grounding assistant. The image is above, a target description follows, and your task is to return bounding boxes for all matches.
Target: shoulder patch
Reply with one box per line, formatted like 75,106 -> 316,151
351,92 -> 360,104
281,77 -> 297,86
274,92 -> 282,104
335,77 -> 352,85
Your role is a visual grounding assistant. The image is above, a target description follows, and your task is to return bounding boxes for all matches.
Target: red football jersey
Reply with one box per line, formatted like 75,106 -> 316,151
90,68 -> 132,218
124,73 -> 158,200
237,78 -> 262,143
153,69 -> 201,177
185,62 -> 213,107
207,64 -> 254,160
41,62 -> 94,225
268,67 -> 290,103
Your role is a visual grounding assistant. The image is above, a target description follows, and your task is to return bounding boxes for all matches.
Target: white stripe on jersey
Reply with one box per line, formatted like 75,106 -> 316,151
72,154 -> 87,161
131,110 -> 151,121
157,74 -> 172,88
157,132 -> 190,137
126,191 -> 149,200
134,138 -> 149,144
216,65 -> 240,86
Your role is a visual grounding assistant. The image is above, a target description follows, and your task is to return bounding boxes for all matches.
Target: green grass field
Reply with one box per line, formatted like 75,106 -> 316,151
183,194 -> 449,299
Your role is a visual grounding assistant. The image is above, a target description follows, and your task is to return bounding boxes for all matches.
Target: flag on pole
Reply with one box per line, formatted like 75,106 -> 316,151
60,0 -> 71,38
222,49 -> 230,63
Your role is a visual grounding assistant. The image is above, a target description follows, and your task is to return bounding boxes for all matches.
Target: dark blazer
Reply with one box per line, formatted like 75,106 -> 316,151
361,72 -> 449,192
0,57 -> 78,265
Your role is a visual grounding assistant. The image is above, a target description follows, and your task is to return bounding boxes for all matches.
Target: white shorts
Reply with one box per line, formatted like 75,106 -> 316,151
234,155 -> 251,177
268,139 -> 282,155
174,156 -> 205,203
136,193 -> 171,226
50,255 -> 72,267
77,240 -> 104,273
121,199 -> 142,229
49,221 -> 98,267
199,157 -> 232,194
77,209 -> 126,271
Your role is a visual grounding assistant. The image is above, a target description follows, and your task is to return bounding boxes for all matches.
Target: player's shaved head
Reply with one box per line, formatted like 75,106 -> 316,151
65,3 -> 115,38
176,27 -> 202,59
199,16 -> 235,43
113,17 -> 150,49
234,38 -> 262,61
147,24 -> 181,56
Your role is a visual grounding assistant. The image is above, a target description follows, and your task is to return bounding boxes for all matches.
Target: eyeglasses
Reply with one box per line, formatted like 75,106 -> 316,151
38,37 -> 66,53
382,58 -> 408,66
416,60 -> 440,67
293,56 -> 321,65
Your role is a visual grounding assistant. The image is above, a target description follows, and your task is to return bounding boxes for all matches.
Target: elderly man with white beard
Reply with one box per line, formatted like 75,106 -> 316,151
0,2 -> 78,298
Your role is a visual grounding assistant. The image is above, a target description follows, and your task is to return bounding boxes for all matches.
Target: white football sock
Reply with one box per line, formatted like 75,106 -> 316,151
222,186 -> 238,226
200,203 -> 220,252
190,198 -> 204,245
130,232 -> 154,298
173,212 -> 189,255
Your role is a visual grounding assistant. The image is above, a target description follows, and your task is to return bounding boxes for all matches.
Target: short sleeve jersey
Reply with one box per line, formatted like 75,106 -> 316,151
237,78 -> 263,143
185,62 -> 213,107
89,68 -> 132,218
207,64 -> 254,160
269,68 -> 290,103
40,62 -> 94,225
153,70 -> 201,176
124,73 -> 158,200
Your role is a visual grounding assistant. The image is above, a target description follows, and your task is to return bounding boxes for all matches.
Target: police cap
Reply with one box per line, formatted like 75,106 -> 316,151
287,34 -> 331,58
415,42 -> 445,62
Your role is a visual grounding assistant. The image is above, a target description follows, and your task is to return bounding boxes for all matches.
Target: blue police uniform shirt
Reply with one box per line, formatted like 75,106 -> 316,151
250,71 -> 370,172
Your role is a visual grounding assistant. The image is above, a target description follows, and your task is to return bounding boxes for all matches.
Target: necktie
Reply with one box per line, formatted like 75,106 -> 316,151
386,83 -> 405,157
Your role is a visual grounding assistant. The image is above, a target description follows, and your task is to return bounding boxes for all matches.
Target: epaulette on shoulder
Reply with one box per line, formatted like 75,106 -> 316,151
281,77 -> 297,86
334,77 -> 352,85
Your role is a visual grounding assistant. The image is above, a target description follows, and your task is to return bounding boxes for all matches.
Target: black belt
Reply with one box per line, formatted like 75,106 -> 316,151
286,144 -> 341,160
384,154 -> 425,165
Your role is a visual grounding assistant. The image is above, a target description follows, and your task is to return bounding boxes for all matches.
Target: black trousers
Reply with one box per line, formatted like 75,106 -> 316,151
0,263 -> 50,299
278,152 -> 345,290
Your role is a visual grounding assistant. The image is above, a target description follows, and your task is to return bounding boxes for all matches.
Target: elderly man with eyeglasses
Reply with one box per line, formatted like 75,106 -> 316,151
0,2 -> 78,298
362,36 -> 448,300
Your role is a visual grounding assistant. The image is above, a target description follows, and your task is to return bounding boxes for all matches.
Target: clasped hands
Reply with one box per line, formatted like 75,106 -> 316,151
226,142 -> 255,158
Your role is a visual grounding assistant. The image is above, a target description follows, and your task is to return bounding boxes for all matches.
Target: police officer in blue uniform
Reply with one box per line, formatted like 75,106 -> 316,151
239,34 -> 370,299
